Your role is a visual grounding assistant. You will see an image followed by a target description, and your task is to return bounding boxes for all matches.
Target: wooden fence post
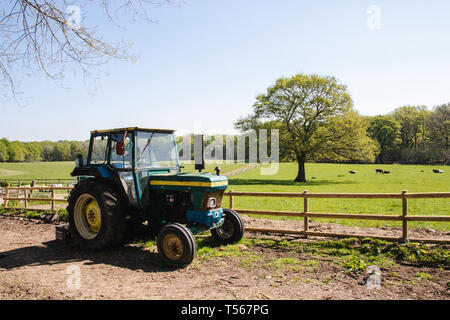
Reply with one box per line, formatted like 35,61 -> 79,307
303,190 -> 309,237
24,188 -> 28,209
402,190 -> 408,241
229,189 -> 234,210
4,184 -> 10,208
51,187 -> 55,211
30,180 -> 35,197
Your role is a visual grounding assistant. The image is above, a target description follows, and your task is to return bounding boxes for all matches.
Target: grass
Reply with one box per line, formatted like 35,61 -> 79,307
0,161 -> 75,181
225,162 -> 450,231
305,238 -> 449,269
130,235 -> 449,273
415,272 -> 433,281
0,207 -> 68,221
1,161 -> 448,230
264,257 -> 318,272
251,237 -> 449,270
0,161 -> 249,183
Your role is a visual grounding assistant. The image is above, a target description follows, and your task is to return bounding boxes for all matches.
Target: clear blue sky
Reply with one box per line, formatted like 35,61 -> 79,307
2,0 -> 450,141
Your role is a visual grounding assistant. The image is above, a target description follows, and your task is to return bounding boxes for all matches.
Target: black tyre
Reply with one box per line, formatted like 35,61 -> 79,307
67,180 -> 125,250
211,209 -> 244,244
157,223 -> 196,265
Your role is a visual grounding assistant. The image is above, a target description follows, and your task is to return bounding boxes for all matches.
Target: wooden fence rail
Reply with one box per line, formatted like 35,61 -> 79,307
0,178 -> 76,187
3,184 -> 73,211
2,184 -> 449,243
226,189 -> 450,244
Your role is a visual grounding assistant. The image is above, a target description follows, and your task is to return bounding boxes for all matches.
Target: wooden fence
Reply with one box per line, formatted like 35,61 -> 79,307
1,184 -> 449,243
2,185 -> 73,211
226,189 -> 450,244
0,178 -> 76,187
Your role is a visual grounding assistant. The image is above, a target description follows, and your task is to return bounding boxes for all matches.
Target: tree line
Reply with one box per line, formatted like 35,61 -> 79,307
0,105 -> 448,166
367,104 -> 448,164
0,139 -> 89,162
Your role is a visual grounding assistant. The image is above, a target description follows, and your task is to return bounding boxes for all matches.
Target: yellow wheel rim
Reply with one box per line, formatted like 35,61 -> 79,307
162,234 -> 184,260
73,194 -> 101,240
85,200 -> 101,234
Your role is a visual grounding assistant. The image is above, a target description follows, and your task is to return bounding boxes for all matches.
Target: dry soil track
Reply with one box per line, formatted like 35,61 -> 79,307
0,215 -> 449,300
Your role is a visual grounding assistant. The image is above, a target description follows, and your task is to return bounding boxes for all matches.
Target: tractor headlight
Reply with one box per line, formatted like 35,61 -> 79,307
207,197 -> 216,209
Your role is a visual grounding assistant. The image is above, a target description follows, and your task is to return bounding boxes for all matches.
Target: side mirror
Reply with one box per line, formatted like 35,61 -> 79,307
194,134 -> 205,172
116,141 -> 125,156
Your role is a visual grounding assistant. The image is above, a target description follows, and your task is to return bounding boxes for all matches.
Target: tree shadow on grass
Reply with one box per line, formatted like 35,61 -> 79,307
228,178 -> 356,187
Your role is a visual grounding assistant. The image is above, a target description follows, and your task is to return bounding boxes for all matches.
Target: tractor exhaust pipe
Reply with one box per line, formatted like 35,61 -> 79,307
194,134 -> 205,173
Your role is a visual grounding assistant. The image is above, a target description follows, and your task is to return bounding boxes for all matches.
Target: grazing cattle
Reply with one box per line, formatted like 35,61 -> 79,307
375,168 -> 384,174
349,171 -> 357,174
433,169 -> 444,173
383,171 -> 390,174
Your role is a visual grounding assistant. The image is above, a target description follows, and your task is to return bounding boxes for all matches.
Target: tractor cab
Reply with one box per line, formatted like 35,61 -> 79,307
73,128 -> 181,206
67,127 -> 243,266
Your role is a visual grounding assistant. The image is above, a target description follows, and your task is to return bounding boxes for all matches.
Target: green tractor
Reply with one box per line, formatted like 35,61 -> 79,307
62,127 -> 244,265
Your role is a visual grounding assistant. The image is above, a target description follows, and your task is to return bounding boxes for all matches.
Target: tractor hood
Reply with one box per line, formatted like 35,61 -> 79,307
148,171 -> 228,191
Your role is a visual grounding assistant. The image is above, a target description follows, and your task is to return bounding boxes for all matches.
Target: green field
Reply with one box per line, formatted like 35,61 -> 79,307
1,161 -> 449,230
0,161 -> 75,181
224,163 -> 450,230
0,161 -> 248,183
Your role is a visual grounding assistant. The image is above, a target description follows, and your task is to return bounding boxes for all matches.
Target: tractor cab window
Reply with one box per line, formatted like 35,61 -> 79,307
110,132 -> 133,169
136,132 -> 179,169
90,135 -> 108,164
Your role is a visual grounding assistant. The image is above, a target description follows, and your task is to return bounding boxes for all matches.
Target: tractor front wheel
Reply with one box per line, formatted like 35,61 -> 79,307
157,223 -> 196,266
211,209 -> 244,244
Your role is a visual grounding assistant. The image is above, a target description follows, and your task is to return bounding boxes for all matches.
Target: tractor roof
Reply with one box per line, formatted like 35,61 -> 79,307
90,127 -> 175,134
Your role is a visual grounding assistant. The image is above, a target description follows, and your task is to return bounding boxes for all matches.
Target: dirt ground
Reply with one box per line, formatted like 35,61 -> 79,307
0,215 -> 449,300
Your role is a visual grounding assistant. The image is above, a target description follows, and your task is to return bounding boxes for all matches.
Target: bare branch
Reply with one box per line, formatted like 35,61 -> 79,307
0,0 -> 171,100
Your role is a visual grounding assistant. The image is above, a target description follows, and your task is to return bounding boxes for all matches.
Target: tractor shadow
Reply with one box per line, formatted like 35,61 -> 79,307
0,236 -> 190,273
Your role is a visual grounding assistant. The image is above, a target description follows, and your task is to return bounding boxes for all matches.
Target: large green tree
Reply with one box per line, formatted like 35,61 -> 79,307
236,73 -> 376,182
312,110 -> 379,163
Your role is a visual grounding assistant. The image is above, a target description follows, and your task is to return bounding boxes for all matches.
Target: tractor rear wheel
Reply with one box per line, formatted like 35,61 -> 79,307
67,180 -> 125,250
157,223 -> 196,265
211,209 -> 244,244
